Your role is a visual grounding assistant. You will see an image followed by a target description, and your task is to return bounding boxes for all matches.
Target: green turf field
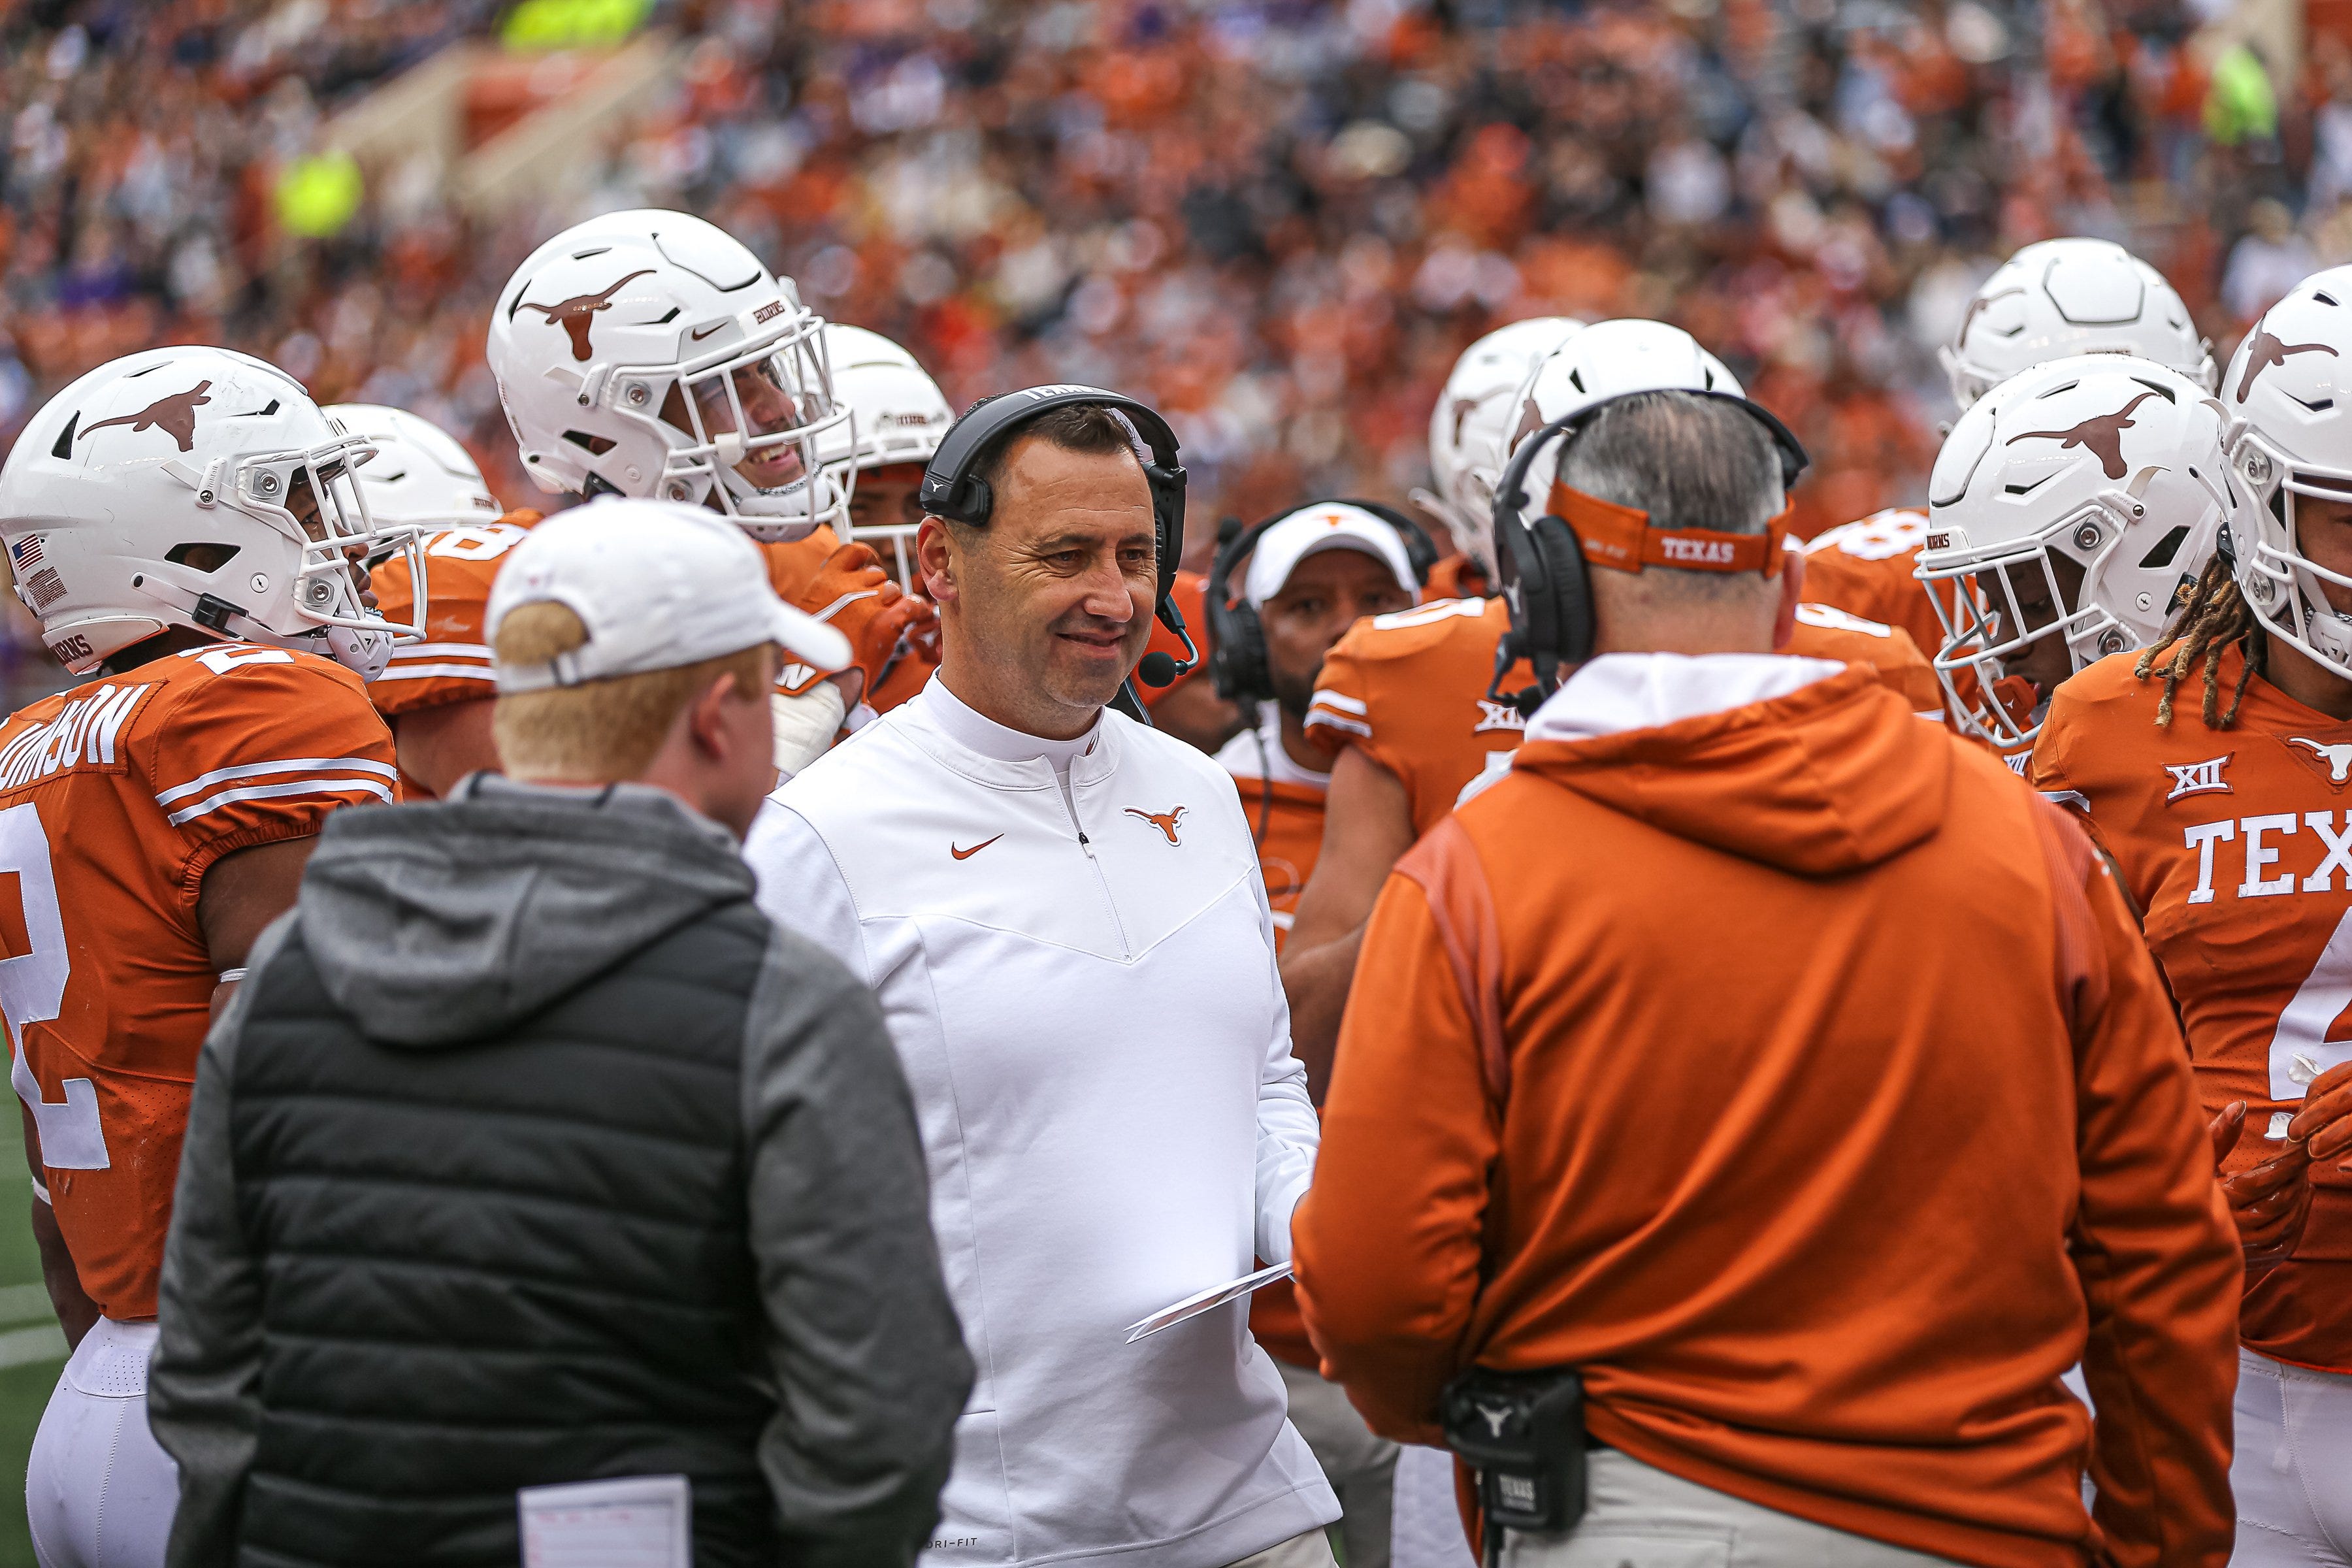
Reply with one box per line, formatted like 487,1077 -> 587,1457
0,1111 -> 67,1567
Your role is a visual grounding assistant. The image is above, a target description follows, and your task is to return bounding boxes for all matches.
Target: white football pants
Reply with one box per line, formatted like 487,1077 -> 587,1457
1497,1448 -> 1965,1567
25,1317 -> 176,1568
2233,1347 -> 2352,1566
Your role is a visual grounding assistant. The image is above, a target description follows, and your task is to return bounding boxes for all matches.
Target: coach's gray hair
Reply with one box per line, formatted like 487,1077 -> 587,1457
1554,391 -> 1784,551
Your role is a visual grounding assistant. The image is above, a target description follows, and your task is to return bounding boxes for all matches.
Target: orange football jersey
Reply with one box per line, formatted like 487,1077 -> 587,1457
1799,510 -> 1939,660
1305,596 -> 1531,838
1785,602 -> 1945,719
0,645 -> 395,1320
368,510 -> 542,718
1215,714 -> 1330,951
2034,647 -> 2352,1371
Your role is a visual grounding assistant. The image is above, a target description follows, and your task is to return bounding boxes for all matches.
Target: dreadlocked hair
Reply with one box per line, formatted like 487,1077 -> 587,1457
2132,553 -> 2264,729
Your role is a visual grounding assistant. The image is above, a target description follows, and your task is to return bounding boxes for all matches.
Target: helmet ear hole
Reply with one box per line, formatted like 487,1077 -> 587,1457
165,543 -> 240,572
563,431 -> 618,455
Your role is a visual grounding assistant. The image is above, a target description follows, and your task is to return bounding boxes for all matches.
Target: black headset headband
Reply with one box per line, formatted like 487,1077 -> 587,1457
921,384 -> 1194,717
1488,387 -> 1810,713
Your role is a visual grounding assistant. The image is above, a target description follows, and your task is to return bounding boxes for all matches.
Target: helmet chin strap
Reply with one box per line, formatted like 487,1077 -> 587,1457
128,572 -> 391,678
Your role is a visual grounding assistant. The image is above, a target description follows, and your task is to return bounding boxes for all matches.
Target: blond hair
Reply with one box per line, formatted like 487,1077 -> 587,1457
492,602 -> 771,778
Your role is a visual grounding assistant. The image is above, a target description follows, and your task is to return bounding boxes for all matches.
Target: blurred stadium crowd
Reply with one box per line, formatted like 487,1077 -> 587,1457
0,0 -> 2342,698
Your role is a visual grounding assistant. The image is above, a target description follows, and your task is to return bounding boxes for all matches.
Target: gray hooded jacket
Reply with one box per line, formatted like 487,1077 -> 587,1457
149,776 -> 971,1568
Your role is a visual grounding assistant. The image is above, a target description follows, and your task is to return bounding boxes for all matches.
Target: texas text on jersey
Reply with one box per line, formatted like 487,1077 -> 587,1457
0,645 -> 395,1320
368,510 -> 544,719
1306,596 -> 1942,835
2033,645 -> 2352,1372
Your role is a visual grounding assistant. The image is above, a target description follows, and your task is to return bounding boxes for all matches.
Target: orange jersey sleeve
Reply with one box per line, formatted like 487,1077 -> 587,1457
1305,596 -> 1530,838
368,510 -> 540,718
0,647 -> 395,1319
1797,510 -> 1940,658
2035,647 -> 2352,1372
1786,603 -> 1944,719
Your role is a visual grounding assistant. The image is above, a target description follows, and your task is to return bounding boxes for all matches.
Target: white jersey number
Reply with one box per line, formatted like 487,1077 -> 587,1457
0,802 -> 106,1169
427,524 -> 529,563
2267,905 -> 2352,1105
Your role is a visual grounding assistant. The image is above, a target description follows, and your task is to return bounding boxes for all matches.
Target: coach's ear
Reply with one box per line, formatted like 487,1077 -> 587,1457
917,516 -> 958,610
1771,547 -> 1806,652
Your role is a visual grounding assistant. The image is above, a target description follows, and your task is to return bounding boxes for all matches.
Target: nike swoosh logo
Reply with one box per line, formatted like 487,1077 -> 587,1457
951,835 -> 1004,861
690,323 -> 727,340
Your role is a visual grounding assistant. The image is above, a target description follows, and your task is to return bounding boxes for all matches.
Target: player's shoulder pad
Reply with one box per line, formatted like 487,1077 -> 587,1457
1332,595 -> 1496,664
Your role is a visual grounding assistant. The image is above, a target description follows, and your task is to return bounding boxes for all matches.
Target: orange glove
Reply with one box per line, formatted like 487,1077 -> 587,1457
776,542 -> 919,698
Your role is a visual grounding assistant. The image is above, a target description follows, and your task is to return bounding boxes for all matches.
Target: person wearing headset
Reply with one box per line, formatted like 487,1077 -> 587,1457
1206,500 -> 1426,1568
742,389 -> 1337,1568
1292,388 -> 2238,1567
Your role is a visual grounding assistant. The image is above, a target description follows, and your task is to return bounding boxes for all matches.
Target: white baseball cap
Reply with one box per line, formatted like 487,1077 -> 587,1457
487,498 -> 852,693
1243,503 -> 1421,609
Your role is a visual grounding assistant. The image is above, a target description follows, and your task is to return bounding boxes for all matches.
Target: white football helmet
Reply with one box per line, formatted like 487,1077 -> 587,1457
2221,265 -> 2352,681
815,323 -> 953,578
1941,238 -> 2215,410
0,346 -> 423,678
1420,316 -> 1584,579
487,210 -> 850,541
1917,355 -> 2242,745
1505,318 -> 1746,509
326,403 -> 500,531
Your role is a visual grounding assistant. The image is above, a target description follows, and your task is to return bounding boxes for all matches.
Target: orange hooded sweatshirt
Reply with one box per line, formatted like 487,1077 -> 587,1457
1293,656 -> 2239,1568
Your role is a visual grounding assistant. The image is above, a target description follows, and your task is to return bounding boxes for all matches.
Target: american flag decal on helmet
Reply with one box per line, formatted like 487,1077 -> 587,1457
10,534 -> 44,570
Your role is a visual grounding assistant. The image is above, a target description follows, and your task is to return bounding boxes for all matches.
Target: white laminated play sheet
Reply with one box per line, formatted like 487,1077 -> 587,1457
517,1473 -> 692,1568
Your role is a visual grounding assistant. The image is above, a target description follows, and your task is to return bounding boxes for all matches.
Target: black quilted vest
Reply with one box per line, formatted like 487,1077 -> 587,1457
223,905 -> 777,1567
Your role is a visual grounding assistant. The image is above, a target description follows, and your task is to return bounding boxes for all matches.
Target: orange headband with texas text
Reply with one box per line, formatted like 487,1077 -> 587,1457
1547,481 -> 1791,577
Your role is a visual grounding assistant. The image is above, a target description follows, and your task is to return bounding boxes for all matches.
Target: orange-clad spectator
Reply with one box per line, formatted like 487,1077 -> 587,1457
1294,392 -> 2239,1568
1207,501 -> 1421,1568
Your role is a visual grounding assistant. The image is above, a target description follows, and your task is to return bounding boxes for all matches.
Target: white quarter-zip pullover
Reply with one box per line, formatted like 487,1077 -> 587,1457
743,682 -> 1335,1568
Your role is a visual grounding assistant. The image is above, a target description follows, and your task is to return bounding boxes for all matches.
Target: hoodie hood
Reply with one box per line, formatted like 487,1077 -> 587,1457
297,776 -> 755,1047
1511,652 -> 1950,876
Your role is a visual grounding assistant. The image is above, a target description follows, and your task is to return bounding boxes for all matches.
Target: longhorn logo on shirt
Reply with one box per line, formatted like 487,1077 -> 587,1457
2163,753 -> 2233,802
2236,327 -> 2339,400
78,380 -> 212,452
2287,736 -> 2352,788
2004,391 -> 2161,482
514,269 -> 657,361
1124,806 -> 1186,845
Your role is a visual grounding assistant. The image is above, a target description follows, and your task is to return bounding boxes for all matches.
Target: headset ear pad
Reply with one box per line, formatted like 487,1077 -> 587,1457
1527,514 -> 1595,668
1211,599 -> 1269,705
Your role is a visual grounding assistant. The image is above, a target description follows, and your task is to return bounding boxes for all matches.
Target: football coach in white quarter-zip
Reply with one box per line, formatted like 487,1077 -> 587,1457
743,389 -> 1336,1568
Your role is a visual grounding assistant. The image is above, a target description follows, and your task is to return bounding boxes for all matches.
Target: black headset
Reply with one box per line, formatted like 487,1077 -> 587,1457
923,385 -> 1196,722
1488,389 -> 1808,713
1206,500 -> 1439,706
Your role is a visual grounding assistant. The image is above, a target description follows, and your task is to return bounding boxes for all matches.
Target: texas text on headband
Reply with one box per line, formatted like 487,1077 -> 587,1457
1546,482 -> 1791,578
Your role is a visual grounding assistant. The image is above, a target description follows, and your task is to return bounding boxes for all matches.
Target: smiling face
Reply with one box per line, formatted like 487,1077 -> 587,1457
662,360 -> 812,489
920,433 -> 1157,739
1260,548 -> 1415,718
